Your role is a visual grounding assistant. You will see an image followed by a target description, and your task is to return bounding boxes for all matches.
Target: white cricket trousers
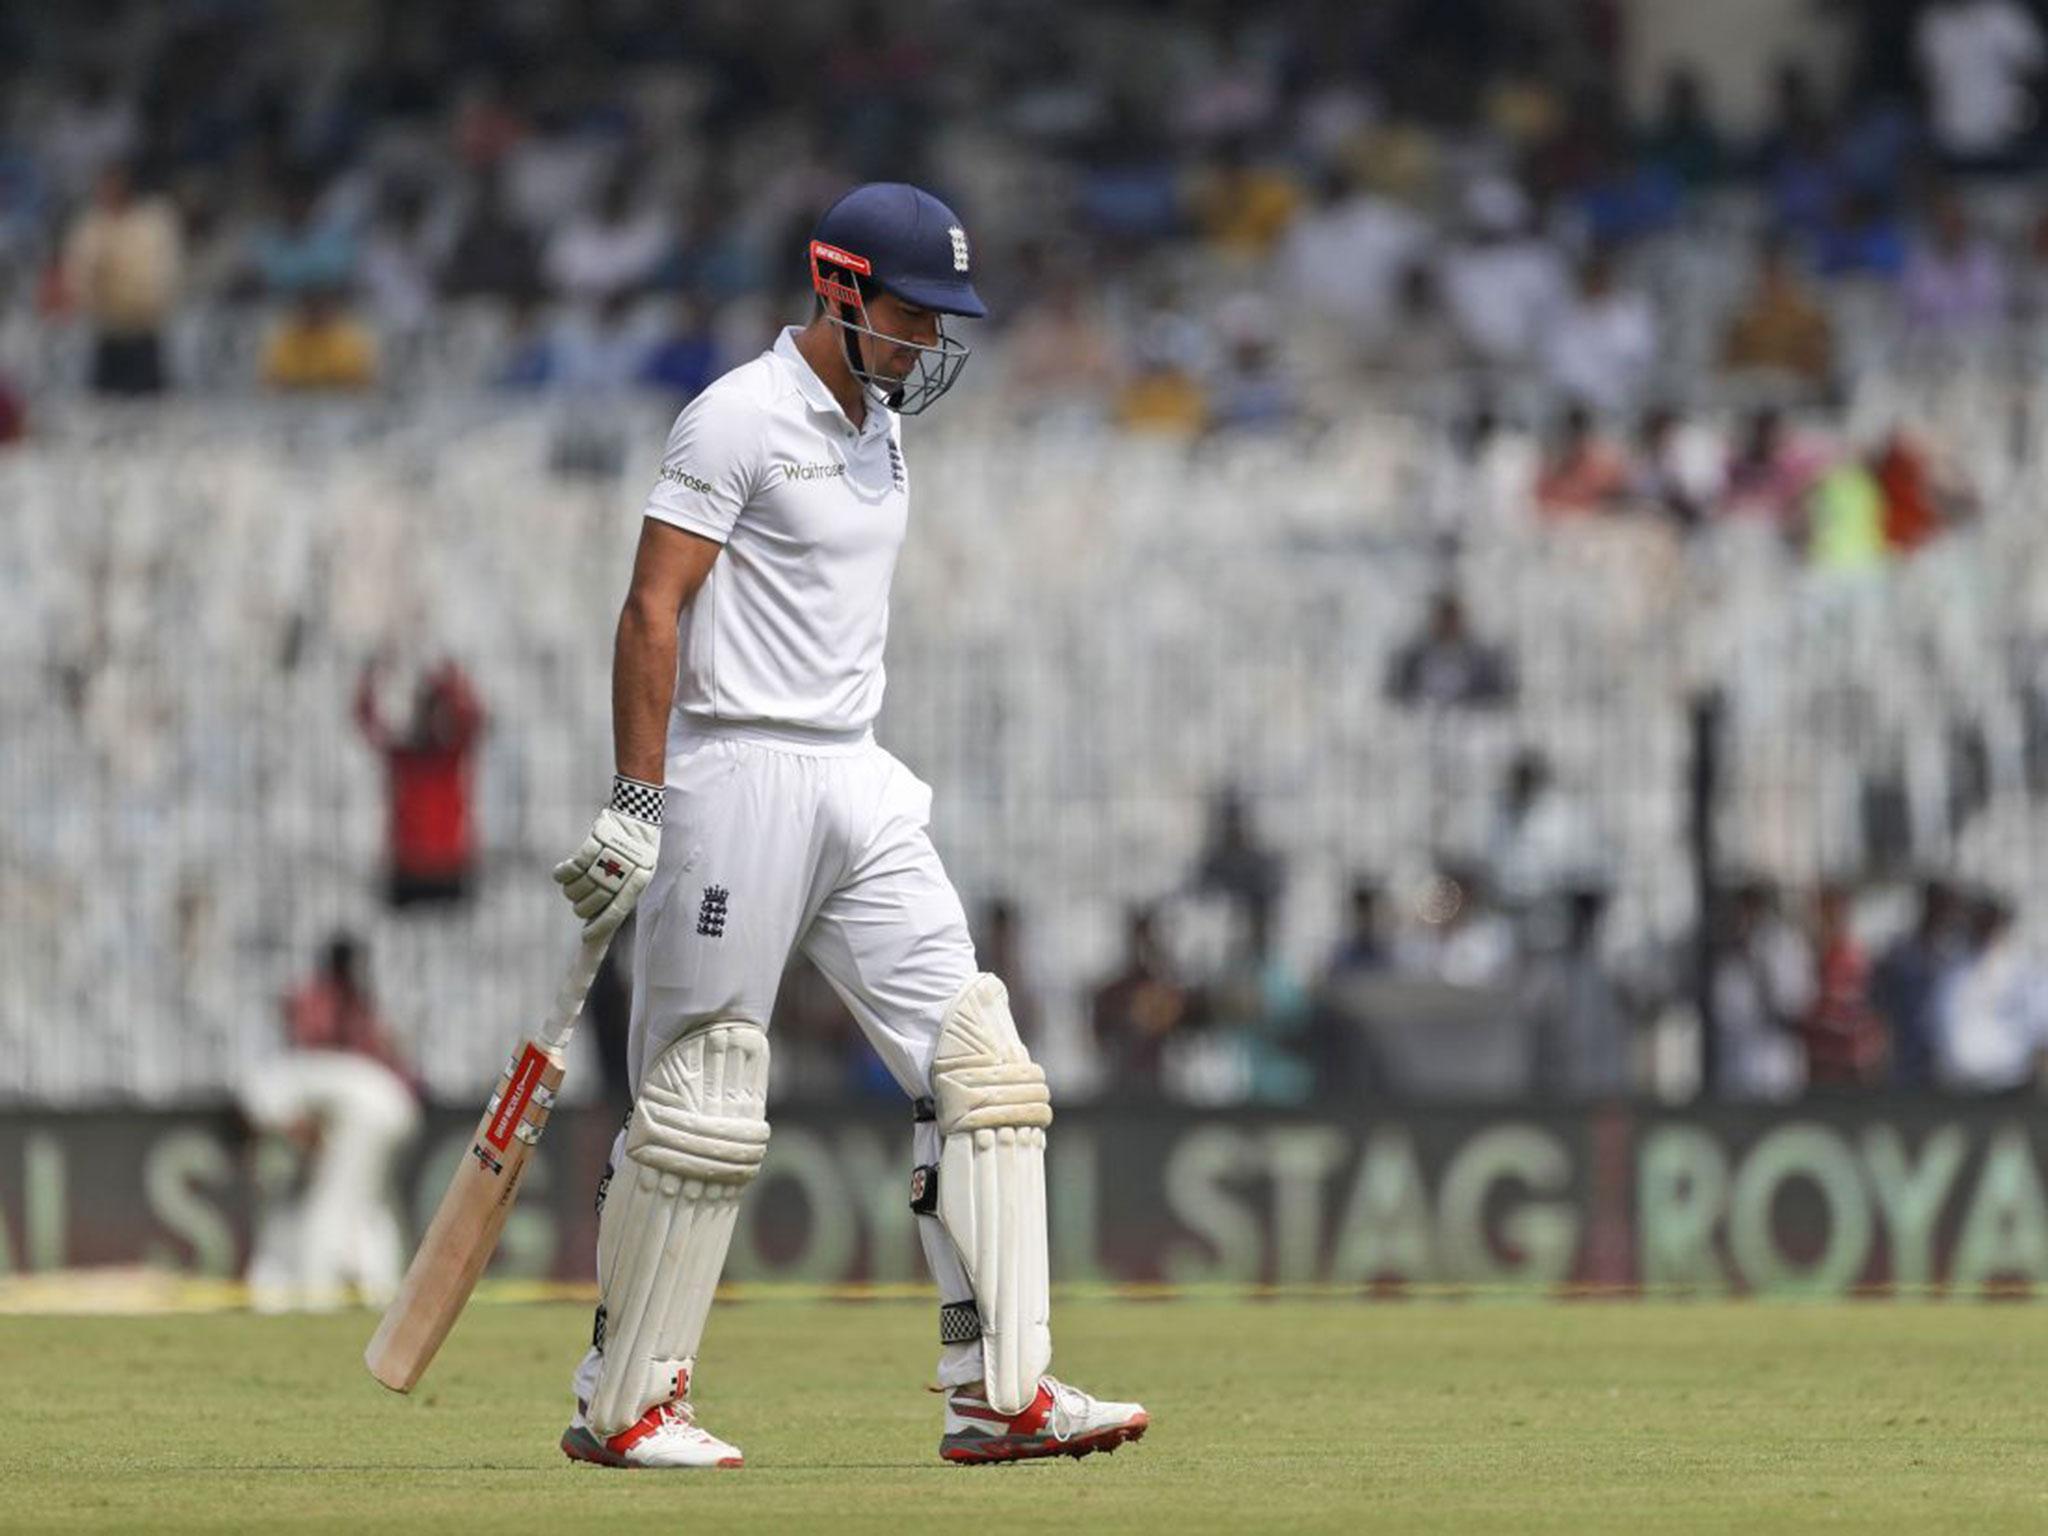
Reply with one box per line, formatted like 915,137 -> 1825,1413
572,719 -> 988,1409
629,720 -> 979,1093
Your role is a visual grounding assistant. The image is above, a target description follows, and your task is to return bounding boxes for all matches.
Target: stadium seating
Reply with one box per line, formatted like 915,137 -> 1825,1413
6,319 -> 2046,1103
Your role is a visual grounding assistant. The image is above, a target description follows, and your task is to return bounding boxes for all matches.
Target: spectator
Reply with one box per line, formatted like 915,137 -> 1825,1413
1722,240 -> 1834,385
0,371 -> 25,444
973,897 -> 1042,1050
359,184 -> 449,354
261,286 -> 379,392
1721,406 -> 1830,531
1756,61 -> 1830,172
1489,750 -> 1596,909
1115,312 -> 1209,436
1193,786 -> 1284,937
492,290 -> 559,390
280,934 -> 412,1078
1915,0 -> 2045,171
354,656 -> 485,908
543,167 -> 673,306
1189,138 -> 1303,262
1801,884 -> 1886,1086
1543,252 -> 1658,412
1571,125 -> 1685,248
445,170 -> 541,301
1308,879 -> 1392,1097
638,296 -> 723,402
551,289 -> 649,392
248,178 -> 356,299
1902,194 -> 2007,336
1871,880 -> 1963,1089
1524,885 -> 1629,1100
40,66 -> 136,202
1206,293 -> 1300,432
62,161 -> 182,395
1630,406 -> 1719,529
240,933 -> 421,1311
1535,401 -> 1631,518
1760,92 -> 1843,241
1816,191 -> 1908,281
1873,426 -> 1965,552
500,102 -> 612,234
1005,271 -> 1120,417
1276,165 -> 1432,348
1805,450 -> 1890,572
1639,66 -> 1728,190
1436,177 -> 1570,368
1091,906 -> 1197,1093
1937,892 -> 2048,1091
1368,263 -> 1463,382
1709,880 -> 1814,1102
1206,902 -> 1312,1105
1326,878 -> 1391,979
1386,591 -> 1515,708
1391,867 -> 1516,990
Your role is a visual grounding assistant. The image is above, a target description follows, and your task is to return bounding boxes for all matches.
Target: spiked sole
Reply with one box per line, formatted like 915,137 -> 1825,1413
560,1424 -> 743,1469
940,1412 -> 1149,1465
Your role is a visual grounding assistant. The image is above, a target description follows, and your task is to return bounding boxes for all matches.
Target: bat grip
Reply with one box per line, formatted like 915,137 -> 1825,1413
538,931 -> 612,1054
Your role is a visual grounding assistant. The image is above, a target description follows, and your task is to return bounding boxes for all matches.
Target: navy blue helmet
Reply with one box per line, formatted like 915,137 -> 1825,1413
810,182 -> 984,414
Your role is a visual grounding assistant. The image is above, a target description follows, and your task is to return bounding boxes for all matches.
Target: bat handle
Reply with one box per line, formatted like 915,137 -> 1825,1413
538,931 -> 612,1054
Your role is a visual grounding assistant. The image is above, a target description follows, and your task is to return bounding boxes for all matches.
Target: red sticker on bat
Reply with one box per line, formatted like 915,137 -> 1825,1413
486,1045 -> 548,1151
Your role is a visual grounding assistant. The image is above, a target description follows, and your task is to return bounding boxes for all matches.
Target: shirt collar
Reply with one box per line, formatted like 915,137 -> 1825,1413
773,325 -> 888,438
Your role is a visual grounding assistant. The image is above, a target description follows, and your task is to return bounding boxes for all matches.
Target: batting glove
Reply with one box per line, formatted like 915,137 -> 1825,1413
553,776 -> 663,940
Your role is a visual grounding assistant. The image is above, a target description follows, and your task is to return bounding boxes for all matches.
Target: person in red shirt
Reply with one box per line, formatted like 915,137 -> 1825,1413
355,656 -> 485,908
1802,884 -> 1887,1087
283,933 -> 414,1085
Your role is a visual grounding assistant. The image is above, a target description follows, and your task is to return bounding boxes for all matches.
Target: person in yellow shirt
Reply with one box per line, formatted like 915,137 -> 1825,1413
1189,140 -> 1303,261
1722,239 -> 1833,386
262,286 -> 378,392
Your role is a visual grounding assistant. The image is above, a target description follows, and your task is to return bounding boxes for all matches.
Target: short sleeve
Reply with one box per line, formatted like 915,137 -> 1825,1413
643,385 -> 762,545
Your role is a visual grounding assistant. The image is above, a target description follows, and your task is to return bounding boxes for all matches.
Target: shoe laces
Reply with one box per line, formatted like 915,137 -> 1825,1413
651,1398 -> 704,1435
1042,1376 -> 1090,1435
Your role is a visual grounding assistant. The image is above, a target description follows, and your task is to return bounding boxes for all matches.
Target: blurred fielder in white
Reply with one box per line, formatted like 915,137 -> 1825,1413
241,934 -> 421,1312
549,183 -> 1148,1469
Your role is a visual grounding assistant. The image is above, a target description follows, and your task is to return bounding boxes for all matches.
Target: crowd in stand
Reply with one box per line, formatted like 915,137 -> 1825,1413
0,1 -> 2045,419
1073,785 -> 2048,1108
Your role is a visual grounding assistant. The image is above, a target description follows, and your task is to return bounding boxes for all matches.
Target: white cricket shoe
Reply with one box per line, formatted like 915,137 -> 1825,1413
940,1375 -> 1149,1464
560,1395 -> 744,1469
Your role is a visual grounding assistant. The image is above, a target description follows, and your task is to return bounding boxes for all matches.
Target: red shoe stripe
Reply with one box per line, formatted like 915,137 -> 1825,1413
607,1414 -> 661,1453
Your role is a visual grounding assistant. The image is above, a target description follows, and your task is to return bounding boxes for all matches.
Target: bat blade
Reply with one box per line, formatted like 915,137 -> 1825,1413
364,1041 -> 565,1392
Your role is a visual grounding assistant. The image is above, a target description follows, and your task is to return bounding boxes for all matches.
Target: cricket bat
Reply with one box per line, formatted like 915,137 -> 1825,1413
365,932 -> 610,1393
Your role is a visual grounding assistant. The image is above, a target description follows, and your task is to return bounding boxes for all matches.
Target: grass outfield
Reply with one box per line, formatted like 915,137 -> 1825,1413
3,1298 -> 2047,1534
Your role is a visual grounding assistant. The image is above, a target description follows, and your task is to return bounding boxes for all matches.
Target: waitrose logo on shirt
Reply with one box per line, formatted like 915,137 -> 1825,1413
659,465 -> 714,495
779,460 -> 846,482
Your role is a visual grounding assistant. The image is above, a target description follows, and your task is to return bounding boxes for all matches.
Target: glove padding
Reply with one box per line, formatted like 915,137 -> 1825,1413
553,805 -> 660,940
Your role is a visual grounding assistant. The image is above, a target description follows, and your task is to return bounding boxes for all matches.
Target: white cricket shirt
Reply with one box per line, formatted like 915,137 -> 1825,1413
642,326 -> 910,742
